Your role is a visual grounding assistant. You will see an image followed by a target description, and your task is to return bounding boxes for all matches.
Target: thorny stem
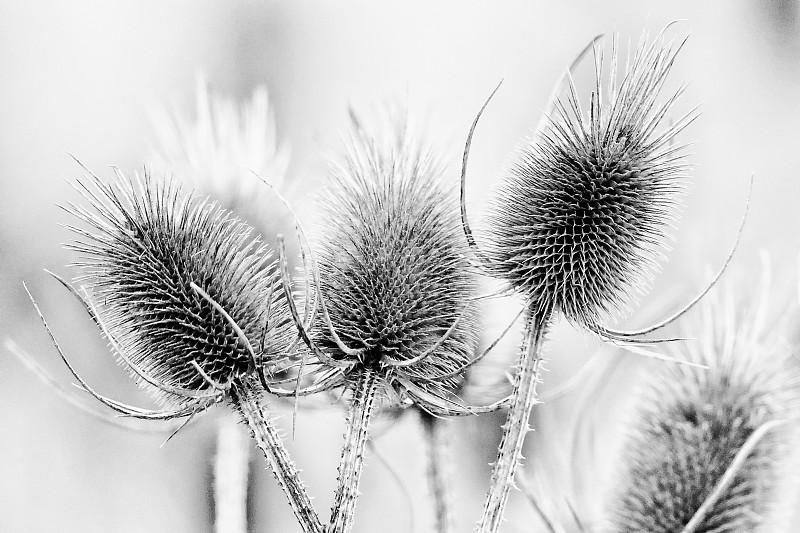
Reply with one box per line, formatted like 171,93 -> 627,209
232,379 -> 323,533
327,370 -> 380,533
421,411 -> 453,533
478,311 -> 550,533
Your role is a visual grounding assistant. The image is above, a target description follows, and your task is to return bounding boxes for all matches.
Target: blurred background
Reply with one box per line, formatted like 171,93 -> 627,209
2,1 -> 800,532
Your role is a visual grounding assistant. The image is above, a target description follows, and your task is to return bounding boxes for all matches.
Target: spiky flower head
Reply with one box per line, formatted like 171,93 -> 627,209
66,168 -> 291,405
607,276 -> 800,532
312,110 -> 479,405
485,31 -> 694,325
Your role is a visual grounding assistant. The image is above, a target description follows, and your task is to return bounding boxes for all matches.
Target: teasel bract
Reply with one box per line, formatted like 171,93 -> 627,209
461,29 -> 700,532
27,165 -> 323,533
278,109 -> 492,533
607,271 -> 800,533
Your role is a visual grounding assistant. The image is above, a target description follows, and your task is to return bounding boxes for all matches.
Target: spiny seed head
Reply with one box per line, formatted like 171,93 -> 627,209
315,111 -> 478,391
67,169 -> 291,404
608,279 -> 800,532
485,31 -> 693,325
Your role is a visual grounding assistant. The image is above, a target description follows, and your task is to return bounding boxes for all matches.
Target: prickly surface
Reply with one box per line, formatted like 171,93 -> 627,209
315,114 -> 478,391
485,33 -> 692,326
609,284 -> 800,532
67,171 -> 291,403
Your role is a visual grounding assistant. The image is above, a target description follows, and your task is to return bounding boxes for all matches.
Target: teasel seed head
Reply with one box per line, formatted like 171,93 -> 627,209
484,30 -> 695,325
607,274 -> 800,532
66,168 -> 292,405
148,76 -> 290,215
312,109 -> 479,401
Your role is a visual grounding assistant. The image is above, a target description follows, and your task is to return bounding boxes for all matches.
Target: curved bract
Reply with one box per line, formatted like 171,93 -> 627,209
313,111 -> 479,401
66,169 -> 292,404
485,31 -> 694,326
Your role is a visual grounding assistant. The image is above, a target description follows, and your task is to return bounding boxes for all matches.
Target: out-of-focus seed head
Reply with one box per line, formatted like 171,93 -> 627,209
67,170 -> 291,405
314,110 -> 478,392
485,31 -> 694,325
148,77 -> 290,213
608,277 -> 800,532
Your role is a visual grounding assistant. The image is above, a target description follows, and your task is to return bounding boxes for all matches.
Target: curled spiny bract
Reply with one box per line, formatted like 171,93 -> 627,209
67,170 -> 291,404
485,32 -> 693,325
314,114 -> 478,398
609,282 -> 800,532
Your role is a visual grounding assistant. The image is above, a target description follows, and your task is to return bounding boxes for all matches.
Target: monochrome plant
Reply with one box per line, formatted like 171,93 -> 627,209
148,79 -> 294,533
24,167 -> 322,532
9,22 -> 800,533
275,109 -> 500,533
460,28 -> 704,532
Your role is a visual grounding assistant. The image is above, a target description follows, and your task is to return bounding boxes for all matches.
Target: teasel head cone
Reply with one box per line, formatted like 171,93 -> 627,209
607,276 -> 800,532
484,31 -> 694,326
313,110 -> 479,398
66,169 -> 292,405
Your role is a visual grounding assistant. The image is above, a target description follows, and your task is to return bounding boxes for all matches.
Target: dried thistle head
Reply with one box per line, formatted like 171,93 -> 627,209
485,30 -> 695,325
607,273 -> 800,532
66,168 -> 291,406
309,109 -> 479,408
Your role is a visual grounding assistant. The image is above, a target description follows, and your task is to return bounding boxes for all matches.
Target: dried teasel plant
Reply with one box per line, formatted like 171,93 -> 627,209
274,108 -> 512,533
23,165 -> 323,533
606,266 -> 800,533
458,28 -> 736,532
148,78 -> 294,533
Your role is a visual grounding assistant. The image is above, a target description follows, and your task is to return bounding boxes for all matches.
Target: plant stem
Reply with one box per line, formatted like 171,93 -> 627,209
232,379 -> 323,533
421,411 -> 452,533
327,370 -> 380,533
214,413 -> 251,533
478,311 -> 549,533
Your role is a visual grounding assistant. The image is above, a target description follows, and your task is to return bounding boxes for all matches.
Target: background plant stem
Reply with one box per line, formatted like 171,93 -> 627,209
214,412 -> 250,533
478,311 -> 549,533
420,410 -> 452,533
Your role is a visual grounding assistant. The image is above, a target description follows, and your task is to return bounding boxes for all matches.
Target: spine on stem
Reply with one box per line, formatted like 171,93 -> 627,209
478,313 -> 548,533
328,370 -> 380,533
421,411 -> 453,533
233,380 -> 323,533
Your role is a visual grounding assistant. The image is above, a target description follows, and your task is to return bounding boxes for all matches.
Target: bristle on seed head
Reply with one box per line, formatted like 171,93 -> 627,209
314,108 -> 478,391
485,30 -> 695,325
66,169 -> 291,404
608,275 -> 800,532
